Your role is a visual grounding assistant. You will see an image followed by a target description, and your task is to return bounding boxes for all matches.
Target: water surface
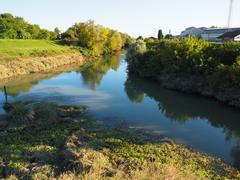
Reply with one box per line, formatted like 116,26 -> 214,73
1,53 -> 240,167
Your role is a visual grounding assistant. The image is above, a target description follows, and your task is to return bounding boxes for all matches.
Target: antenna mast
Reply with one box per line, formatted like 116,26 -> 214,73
227,0 -> 234,28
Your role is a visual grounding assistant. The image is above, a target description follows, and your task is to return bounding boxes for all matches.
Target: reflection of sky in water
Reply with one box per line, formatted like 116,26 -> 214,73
1,56 -> 240,167
17,86 -> 112,110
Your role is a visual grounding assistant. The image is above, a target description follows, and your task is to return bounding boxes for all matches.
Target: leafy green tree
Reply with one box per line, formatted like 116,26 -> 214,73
26,25 -> 40,39
0,13 -> 58,40
38,29 -> 51,39
62,20 -> 129,55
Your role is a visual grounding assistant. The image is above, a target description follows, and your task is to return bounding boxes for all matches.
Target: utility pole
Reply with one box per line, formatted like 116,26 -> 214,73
227,0 -> 234,28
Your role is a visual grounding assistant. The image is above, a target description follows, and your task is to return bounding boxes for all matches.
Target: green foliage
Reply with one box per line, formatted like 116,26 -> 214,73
144,37 -> 157,44
62,21 -> 132,55
127,38 -> 240,107
0,13 -> 58,40
128,37 -> 240,76
126,40 -> 147,61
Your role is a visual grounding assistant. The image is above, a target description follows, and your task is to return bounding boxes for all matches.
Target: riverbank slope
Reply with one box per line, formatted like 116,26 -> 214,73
0,101 -> 239,179
0,40 -> 85,79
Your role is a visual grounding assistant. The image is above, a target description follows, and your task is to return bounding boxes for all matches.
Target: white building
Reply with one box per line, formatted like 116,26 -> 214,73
180,27 -> 207,38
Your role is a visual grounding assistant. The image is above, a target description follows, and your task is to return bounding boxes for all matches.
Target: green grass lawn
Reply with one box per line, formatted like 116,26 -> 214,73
0,39 -> 75,62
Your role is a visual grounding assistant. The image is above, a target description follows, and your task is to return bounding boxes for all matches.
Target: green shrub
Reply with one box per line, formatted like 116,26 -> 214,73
127,38 -> 240,104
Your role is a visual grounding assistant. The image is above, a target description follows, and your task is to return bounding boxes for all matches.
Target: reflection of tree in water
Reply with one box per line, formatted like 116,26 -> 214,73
124,76 -> 144,103
125,74 -> 240,167
80,53 -> 122,90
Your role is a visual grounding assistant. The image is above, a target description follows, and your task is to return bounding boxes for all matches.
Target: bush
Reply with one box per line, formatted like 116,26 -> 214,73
126,38 -> 240,107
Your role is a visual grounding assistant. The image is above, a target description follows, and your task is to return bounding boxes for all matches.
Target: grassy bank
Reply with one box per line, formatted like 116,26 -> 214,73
0,40 -> 76,62
127,38 -> 240,108
0,39 -> 86,80
0,101 -> 239,179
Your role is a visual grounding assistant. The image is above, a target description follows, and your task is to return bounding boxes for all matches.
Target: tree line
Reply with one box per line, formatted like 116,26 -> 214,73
0,13 -> 132,55
0,13 -> 60,40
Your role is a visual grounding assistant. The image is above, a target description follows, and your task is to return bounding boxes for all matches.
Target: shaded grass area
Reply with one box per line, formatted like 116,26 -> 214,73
0,39 -> 75,62
0,101 -> 239,179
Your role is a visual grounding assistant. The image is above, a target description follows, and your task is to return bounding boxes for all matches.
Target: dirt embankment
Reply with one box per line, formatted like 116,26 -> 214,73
0,53 -> 85,80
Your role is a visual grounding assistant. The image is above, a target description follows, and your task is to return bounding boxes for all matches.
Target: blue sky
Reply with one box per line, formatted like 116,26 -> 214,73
0,0 -> 240,37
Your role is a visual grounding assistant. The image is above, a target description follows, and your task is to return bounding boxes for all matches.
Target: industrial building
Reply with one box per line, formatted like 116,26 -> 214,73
180,27 -> 240,42
218,30 -> 240,41
180,27 -> 207,38
201,28 -> 240,42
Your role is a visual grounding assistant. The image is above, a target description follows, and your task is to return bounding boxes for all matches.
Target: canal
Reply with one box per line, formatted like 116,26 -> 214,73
1,53 -> 240,168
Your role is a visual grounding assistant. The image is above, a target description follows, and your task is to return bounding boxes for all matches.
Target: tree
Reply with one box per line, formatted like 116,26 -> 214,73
62,20 -> 127,55
54,27 -> 61,39
38,29 -> 51,39
108,32 -> 123,52
26,24 -> 40,39
0,13 -> 58,40
158,29 -> 163,40
137,36 -> 144,40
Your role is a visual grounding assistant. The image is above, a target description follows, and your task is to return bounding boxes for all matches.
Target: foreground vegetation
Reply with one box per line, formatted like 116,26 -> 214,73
0,101 -> 239,179
127,38 -> 240,108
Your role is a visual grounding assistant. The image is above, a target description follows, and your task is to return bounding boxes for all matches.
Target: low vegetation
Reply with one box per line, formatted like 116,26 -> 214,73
0,101 -> 239,179
127,38 -> 240,108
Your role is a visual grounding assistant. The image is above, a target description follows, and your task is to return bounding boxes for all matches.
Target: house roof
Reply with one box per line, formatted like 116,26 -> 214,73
218,30 -> 240,39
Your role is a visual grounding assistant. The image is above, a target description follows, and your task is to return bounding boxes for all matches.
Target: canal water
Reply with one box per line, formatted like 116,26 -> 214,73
1,53 -> 240,167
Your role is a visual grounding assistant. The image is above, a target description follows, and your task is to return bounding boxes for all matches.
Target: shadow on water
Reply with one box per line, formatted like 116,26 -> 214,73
125,74 -> 240,168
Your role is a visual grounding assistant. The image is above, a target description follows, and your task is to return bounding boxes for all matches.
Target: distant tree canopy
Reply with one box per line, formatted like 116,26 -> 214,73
61,21 -> 132,55
165,34 -> 173,39
137,36 -> 144,40
144,37 -> 157,43
0,13 -> 59,40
